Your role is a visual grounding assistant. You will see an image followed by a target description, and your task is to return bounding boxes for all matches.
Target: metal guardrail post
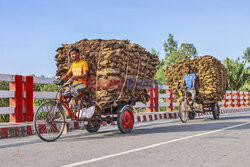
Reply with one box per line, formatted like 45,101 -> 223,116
153,85 -> 159,112
146,86 -> 154,112
246,92 -> 250,107
228,90 -> 233,108
166,89 -> 173,111
234,91 -> 240,107
221,94 -> 227,108
240,92 -> 245,107
9,75 -> 23,122
24,76 -> 33,121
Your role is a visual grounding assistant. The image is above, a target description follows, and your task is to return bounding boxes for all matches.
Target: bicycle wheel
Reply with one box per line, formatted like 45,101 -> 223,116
34,101 -> 65,142
212,102 -> 220,119
85,123 -> 101,133
85,115 -> 101,133
188,112 -> 195,120
179,100 -> 188,123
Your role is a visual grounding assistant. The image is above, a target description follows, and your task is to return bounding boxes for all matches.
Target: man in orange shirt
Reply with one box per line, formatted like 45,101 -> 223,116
61,47 -> 94,118
61,47 -> 88,97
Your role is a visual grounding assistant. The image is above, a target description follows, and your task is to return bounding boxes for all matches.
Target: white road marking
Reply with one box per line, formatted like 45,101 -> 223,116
61,121 -> 250,167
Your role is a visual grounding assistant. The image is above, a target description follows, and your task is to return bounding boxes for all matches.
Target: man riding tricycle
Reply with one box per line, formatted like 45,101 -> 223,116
178,65 -> 220,123
33,47 -> 135,142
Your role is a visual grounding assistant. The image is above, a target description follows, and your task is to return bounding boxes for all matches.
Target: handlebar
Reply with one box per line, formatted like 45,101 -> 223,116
53,79 -> 72,87
62,79 -> 72,87
53,80 -> 64,85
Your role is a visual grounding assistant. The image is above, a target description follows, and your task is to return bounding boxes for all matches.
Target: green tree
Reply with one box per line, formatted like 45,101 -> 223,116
30,74 -> 58,106
163,33 -> 197,66
0,81 -> 9,122
0,75 -> 58,122
31,74 -> 58,92
163,34 -> 178,66
178,43 -> 197,59
243,47 -> 250,64
152,49 -> 165,85
0,81 -> 9,107
241,48 -> 250,91
223,58 -> 249,91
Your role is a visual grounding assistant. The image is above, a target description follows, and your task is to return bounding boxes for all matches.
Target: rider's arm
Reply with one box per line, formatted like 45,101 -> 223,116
182,74 -> 186,87
192,79 -> 195,89
61,65 -> 73,81
61,71 -> 72,81
192,73 -> 196,89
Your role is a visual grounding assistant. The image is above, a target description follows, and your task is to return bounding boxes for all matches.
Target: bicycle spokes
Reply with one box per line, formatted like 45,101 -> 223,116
34,101 -> 65,142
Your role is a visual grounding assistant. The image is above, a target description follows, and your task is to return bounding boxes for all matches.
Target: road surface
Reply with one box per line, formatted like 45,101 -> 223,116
1,111 -> 250,167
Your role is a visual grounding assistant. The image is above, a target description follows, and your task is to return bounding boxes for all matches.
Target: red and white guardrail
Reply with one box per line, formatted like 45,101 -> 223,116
0,74 -> 250,123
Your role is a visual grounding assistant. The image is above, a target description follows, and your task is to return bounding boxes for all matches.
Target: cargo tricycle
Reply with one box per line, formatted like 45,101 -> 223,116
33,80 -> 135,142
178,86 -> 220,123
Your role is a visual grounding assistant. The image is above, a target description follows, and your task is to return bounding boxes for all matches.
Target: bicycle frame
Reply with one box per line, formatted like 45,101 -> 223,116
181,88 -> 193,111
56,83 -> 85,119
34,80 -> 136,142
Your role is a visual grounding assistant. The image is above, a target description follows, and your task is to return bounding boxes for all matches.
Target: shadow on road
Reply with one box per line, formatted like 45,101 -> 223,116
59,114 -> 250,142
1,114 -> 250,148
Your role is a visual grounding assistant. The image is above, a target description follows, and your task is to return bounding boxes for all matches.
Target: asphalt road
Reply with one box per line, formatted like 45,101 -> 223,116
1,111 -> 250,167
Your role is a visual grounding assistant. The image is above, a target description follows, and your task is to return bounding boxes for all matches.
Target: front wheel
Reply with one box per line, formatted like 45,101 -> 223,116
117,106 -> 134,133
212,102 -> 220,119
34,101 -> 65,142
179,100 -> 188,123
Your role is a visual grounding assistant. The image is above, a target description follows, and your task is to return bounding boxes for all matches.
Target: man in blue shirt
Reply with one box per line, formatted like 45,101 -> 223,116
182,65 -> 196,104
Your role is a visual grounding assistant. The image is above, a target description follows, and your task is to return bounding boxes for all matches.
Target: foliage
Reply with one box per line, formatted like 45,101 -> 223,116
223,57 -> 249,91
163,33 -> 197,66
30,74 -> 58,92
0,81 -> 9,122
30,74 -> 59,106
0,75 -> 58,122
178,43 -> 197,59
153,34 -> 197,85
152,48 -> 166,85
243,47 -> 250,64
0,81 -> 9,107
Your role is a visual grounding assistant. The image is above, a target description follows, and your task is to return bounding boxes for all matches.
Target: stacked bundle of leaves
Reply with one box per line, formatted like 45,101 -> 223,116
164,55 -> 228,103
55,39 -> 159,107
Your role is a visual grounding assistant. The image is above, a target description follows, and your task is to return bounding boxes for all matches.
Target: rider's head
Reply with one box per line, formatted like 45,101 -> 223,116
185,65 -> 191,74
69,47 -> 80,61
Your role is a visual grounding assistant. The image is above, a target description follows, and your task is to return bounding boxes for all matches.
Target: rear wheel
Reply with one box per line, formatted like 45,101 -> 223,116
34,101 -> 65,142
188,112 -> 195,120
179,100 -> 188,123
85,116 -> 101,133
85,124 -> 101,133
117,106 -> 134,133
212,102 -> 220,119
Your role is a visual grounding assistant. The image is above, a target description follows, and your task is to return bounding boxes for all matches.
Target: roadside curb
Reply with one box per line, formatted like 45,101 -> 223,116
134,107 -> 250,122
0,107 -> 249,139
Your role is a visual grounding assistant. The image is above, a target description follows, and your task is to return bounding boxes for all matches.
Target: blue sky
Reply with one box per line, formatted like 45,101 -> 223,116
0,0 -> 249,77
